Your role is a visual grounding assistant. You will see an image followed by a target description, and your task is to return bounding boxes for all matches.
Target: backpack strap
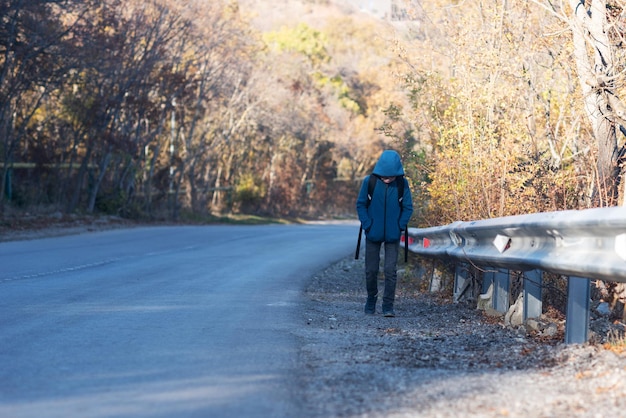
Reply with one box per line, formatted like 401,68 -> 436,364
366,174 -> 377,208
356,174 -> 378,259
397,176 -> 408,262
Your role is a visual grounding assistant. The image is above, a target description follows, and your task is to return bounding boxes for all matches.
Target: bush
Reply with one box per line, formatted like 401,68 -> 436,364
233,174 -> 266,213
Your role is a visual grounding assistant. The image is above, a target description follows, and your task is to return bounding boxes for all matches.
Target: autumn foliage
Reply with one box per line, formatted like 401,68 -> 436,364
0,0 -> 624,225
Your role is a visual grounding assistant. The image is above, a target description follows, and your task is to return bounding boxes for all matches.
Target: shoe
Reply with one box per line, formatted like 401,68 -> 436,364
383,309 -> 395,317
364,296 -> 377,314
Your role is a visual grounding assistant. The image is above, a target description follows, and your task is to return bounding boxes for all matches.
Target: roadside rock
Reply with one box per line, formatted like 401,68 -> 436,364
295,256 -> 626,417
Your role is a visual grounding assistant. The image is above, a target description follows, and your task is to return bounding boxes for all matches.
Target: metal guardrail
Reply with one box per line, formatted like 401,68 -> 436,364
402,206 -> 626,344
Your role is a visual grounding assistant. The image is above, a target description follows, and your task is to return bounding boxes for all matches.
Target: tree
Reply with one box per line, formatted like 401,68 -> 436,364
0,0 -> 94,211
2,0 -> 460,220
391,0 -> 595,225
567,0 -> 626,206
166,0 -> 260,216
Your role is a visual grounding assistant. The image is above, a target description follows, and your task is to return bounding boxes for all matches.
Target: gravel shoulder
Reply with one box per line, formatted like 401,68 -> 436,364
295,256 -> 626,418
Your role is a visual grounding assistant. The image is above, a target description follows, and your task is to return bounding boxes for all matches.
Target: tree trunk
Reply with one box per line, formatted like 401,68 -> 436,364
67,144 -> 93,213
187,161 -> 199,213
87,147 -> 113,213
211,164 -> 223,210
569,0 -> 624,206
144,143 -> 159,216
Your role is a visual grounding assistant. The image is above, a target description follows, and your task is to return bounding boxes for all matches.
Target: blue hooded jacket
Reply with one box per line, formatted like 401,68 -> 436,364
356,150 -> 413,243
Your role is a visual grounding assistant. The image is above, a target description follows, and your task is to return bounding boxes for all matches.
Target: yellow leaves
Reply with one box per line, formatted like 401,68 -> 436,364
234,173 -> 266,205
312,72 -> 361,113
426,122 -> 583,223
404,0 -> 588,221
263,23 -> 330,67
425,99 -> 576,223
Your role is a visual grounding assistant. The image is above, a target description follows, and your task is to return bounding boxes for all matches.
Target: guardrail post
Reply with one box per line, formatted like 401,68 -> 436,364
429,260 -> 443,292
523,269 -> 542,320
565,276 -> 590,344
482,269 -> 493,294
492,269 -> 510,313
453,263 -> 469,302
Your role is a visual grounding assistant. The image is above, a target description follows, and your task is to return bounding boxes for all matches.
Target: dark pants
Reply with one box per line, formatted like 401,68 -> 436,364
365,239 -> 399,310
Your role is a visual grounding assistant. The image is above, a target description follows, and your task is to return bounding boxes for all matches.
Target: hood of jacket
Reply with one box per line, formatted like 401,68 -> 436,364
372,150 -> 405,177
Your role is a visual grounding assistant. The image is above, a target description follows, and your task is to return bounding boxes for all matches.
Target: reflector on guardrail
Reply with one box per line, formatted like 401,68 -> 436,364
400,235 -> 415,246
493,234 -> 511,253
616,233 -> 626,262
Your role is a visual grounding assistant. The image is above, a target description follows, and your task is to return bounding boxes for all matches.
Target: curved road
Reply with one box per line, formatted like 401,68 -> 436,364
0,222 -> 357,417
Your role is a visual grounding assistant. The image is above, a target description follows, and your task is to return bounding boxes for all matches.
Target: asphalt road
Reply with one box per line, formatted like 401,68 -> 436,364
0,222 -> 357,417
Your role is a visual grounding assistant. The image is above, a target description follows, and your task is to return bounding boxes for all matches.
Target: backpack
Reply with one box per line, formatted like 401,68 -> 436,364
355,175 -> 409,261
